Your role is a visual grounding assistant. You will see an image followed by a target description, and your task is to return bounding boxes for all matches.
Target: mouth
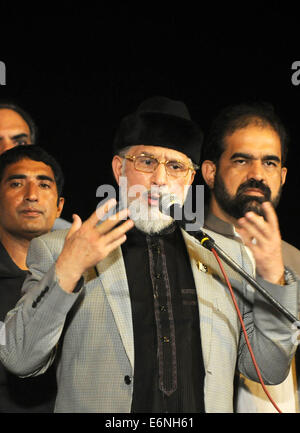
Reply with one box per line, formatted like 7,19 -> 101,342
147,193 -> 160,207
240,188 -> 265,197
19,209 -> 43,218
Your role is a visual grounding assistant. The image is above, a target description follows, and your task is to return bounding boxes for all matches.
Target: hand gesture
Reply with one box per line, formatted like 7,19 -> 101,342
56,199 -> 134,292
235,201 -> 284,285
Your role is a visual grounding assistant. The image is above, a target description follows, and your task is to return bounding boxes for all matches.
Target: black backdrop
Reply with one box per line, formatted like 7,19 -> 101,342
1,4 -> 300,248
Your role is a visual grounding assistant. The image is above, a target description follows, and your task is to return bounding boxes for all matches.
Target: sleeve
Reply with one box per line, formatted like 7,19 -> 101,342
0,236 -> 83,377
237,270 -> 300,385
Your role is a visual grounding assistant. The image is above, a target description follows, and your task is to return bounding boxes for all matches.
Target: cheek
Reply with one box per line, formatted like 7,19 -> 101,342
0,200 -> 17,223
220,169 -> 242,194
125,171 -> 151,192
169,180 -> 189,201
269,176 -> 283,197
2,194 -> 22,211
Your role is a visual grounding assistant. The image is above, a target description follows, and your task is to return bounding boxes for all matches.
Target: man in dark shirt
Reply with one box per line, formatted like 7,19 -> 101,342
0,145 -> 64,412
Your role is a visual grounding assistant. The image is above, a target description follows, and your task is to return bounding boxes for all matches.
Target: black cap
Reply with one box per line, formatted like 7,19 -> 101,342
113,96 -> 203,165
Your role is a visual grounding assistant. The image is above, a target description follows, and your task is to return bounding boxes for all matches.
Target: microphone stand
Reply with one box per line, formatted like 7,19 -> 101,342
189,228 -> 299,325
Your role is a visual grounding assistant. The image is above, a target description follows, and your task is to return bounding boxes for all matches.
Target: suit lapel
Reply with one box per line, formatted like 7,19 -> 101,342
95,247 -> 134,369
181,229 -> 214,370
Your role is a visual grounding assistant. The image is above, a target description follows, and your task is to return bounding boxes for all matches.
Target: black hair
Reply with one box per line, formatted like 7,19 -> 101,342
0,145 -> 64,199
0,101 -> 38,143
202,102 -> 289,166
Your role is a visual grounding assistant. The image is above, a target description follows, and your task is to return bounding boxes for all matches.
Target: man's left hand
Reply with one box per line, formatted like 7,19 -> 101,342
235,201 -> 285,285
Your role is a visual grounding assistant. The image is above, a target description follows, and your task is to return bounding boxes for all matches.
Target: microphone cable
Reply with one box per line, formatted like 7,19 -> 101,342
211,246 -> 282,413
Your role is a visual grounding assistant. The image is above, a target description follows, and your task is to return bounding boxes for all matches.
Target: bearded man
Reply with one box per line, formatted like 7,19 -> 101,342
201,102 -> 300,412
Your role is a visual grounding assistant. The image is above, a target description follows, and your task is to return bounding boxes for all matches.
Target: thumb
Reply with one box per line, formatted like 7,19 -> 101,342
66,214 -> 82,240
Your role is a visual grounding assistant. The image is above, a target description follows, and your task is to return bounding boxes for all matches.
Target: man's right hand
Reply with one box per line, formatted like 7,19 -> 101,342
55,199 -> 134,293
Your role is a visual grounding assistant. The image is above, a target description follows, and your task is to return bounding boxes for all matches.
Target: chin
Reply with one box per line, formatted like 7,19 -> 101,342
22,226 -> 49,238
128,197 -> 174,234
134,218 -> 173,235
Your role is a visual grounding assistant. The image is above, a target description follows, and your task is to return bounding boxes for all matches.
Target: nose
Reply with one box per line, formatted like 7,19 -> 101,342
246,160 -> 265,182
24,182 -> 39,202
150,162 -> 168,186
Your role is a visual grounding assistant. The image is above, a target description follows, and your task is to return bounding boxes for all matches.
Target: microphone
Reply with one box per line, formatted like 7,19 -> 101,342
159,193 -> 197,226
159,193 -> 215,250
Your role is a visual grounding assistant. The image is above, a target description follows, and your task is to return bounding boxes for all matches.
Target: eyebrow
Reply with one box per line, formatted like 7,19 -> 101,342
11,133 -> 29,140
5,174 -> 55,183
0,133 -> 29,140
230,152 -> 281,163
139,152 -> 187,162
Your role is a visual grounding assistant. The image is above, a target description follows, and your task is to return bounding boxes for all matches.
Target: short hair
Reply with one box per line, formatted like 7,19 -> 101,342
202,102 -> 289,166
0,101 -> 38,143
0,145 -> 64,199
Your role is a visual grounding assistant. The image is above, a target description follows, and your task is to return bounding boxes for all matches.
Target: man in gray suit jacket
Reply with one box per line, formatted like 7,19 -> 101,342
201,102 -> 300,412
0,97 -> 299,413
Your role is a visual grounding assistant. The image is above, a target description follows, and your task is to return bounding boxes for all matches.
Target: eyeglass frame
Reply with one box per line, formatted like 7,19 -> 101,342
123,153 -> 199,177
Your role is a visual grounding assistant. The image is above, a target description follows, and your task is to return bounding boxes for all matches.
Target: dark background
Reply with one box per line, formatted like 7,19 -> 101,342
1,3 -> 300,248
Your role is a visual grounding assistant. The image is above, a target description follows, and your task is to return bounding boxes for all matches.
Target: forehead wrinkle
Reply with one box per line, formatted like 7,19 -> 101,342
132,147 -> 189,163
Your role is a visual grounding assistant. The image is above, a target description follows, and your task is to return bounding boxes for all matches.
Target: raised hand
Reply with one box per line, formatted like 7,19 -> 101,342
55,199 -> 134,293
235,201 -> 285,285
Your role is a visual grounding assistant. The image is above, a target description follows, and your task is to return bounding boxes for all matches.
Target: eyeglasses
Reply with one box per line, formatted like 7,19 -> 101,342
124,153 -> 197,178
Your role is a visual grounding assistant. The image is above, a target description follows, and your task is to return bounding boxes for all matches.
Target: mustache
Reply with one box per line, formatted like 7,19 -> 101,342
236,178 -> 271,200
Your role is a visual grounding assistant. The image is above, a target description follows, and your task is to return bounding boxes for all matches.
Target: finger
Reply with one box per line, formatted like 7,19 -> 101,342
238,212 -> 268,238
235,226 -> 256,246
97,208 -> 131,235
105,234 -> 128,255
103,219 -> 134,244
261,201 -> 280,229
65,214 -> 82,240
86,198 -> 117,228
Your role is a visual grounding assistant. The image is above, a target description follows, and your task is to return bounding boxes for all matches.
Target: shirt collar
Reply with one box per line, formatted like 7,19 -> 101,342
204,209 -> 236,238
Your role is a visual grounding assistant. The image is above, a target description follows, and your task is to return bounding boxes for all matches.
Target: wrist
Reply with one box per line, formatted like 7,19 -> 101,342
259,266 -> 285,285
56,257 -> 83,293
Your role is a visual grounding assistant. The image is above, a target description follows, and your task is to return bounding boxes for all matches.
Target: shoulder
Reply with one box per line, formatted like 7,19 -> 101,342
27,229 -> 69,267
182,227 -> 243,256
31,228 -> 69,248
281,239 -> 300,275
52,217 -> 71,231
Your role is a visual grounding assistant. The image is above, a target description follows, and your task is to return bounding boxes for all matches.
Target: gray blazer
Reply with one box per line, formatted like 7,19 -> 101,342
1,228 -> 298,413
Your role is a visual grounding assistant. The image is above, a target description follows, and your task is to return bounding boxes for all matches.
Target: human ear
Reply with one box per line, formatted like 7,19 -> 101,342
201,160 -> 217,189
281,166 -> 287,186
56,197 -> 65,217
112,155 -> 124,186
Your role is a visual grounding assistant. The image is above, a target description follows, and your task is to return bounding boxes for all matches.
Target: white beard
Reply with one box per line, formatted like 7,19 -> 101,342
128,196 -> 174,234
119,184 -> 174,235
